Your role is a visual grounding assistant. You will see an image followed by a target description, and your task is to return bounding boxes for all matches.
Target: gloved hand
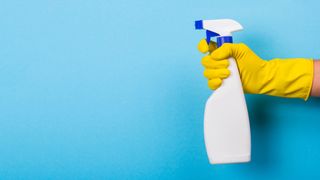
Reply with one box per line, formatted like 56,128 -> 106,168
198,39 -> 314,100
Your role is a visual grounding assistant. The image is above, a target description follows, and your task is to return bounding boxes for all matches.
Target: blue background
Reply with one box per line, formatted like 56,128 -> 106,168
0,0 -> 320,179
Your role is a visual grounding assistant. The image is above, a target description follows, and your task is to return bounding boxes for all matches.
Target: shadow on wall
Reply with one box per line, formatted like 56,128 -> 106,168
247,95 -> 275,170
247,94 -> 320,170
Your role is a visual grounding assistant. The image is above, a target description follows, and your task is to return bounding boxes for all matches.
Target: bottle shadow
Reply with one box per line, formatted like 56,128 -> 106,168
247,95 -> 320,170
248,95 -> 275,170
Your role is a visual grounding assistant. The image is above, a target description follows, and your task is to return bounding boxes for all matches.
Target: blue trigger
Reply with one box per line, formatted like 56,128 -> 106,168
206,30 -> 220,44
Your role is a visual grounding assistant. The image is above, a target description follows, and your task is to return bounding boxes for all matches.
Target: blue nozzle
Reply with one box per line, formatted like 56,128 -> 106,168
195,19 -> 238,47
195,20 -> 220,44
195,20 -> 203,29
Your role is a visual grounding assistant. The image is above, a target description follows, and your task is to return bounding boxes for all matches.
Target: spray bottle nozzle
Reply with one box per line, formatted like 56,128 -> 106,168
195,20 -> 220,44
195,20 -> 203,29
195,19 -> 243,46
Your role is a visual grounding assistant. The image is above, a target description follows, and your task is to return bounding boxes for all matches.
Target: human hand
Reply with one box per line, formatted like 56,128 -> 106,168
198,39 -> 313,100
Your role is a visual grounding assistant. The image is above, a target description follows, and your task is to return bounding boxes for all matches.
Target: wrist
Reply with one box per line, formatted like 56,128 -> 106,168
311,60 -> 320,96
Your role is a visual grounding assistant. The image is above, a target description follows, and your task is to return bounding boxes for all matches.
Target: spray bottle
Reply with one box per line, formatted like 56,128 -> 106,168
195,19 -> 251,164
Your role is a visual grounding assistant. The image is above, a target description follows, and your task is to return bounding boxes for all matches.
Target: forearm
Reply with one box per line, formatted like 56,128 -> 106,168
311,60 -> 320,96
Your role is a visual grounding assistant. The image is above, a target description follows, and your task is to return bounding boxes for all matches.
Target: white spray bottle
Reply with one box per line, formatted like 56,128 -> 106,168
195,19 -> 251,164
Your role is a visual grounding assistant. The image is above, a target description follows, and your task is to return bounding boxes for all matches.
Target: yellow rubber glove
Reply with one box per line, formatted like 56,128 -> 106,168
198,39 -> 314,100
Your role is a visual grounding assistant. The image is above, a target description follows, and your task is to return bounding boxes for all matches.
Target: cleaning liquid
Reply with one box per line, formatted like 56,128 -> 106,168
195,19 -> 251,164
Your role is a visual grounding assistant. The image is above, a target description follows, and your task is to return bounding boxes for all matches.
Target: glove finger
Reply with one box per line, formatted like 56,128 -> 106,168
210,43 -> 233,60
203,69 -> 231,79
208,78 -> 222,90
201,56 -> 229,69
198,39 -> 217,54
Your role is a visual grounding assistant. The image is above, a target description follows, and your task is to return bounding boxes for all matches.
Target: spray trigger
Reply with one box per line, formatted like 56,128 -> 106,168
206,30 -> 220,44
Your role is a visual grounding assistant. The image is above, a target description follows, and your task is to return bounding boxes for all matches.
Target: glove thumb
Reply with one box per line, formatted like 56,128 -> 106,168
210,43 -> 233,60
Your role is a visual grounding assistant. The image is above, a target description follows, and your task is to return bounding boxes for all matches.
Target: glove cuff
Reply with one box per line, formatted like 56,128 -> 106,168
260,58 -> 314,100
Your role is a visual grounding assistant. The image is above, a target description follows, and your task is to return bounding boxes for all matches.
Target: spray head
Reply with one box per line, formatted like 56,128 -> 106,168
195,19 -> 243,47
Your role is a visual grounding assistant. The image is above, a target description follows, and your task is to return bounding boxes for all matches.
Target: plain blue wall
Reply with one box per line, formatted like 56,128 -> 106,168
0,0 -> 320,179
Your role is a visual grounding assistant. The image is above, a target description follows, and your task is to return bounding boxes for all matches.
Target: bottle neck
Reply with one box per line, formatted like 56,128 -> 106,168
217,36 -> 233,48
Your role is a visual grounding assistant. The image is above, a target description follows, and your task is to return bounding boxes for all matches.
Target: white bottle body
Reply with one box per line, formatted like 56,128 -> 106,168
204,57 -> 251,164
